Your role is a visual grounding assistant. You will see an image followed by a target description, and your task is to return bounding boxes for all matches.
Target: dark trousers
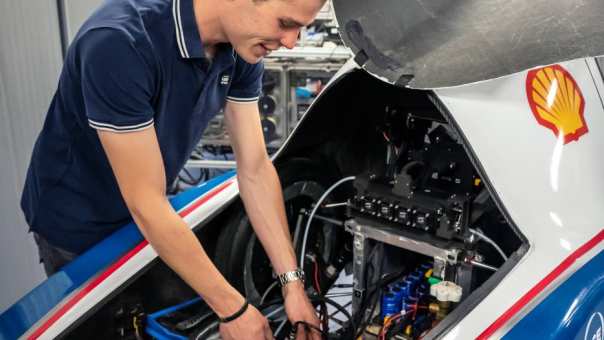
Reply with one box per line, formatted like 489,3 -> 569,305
33,232 -> 78,276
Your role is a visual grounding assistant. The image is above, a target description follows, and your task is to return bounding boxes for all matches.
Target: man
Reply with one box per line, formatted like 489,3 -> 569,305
21,0 -> 326,338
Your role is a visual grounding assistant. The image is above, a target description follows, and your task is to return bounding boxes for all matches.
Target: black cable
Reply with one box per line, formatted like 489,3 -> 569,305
259,295 -> 351,322
331,284 -> 353,288
288,321 -> 329,340
185,168 -> 204,184
179,168 -> 204,186
354,261 -> 375,336
259,298 -> 285,310
354,261 -> 407,337
260,294 -> 354,338
313,259 -> 329,333
286,295 -> 354,340
309,295 -> 353,327
354,245 -> 386,338
355,287 -> 378,339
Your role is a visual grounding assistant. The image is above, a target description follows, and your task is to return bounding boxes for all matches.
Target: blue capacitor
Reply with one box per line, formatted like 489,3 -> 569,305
390,286 -> 405,310
408,273 -> 421,294
394,281 -> 410,297
401,296 -> 419,312
381,292 -> 399,321
403,278 -> 415,295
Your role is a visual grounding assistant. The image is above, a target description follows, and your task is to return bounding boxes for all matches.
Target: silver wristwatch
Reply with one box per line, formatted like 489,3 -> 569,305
277,268 -> 305,287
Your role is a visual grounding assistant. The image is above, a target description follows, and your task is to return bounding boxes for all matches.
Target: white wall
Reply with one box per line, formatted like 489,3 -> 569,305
0,1 -> 64,312
0,0 -> 101,313
62,0 -> 103,44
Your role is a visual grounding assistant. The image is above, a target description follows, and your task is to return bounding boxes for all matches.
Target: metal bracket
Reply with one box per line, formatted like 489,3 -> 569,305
352,231 -> 370,315
344,219 -> 462,265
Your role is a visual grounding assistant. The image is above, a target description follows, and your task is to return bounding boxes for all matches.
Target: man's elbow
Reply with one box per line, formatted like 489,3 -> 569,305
123,190 -> 167,229
237,155 -> 272,181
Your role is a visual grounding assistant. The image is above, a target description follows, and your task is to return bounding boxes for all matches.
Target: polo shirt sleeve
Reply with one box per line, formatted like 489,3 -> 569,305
226,57 -> 264,104
77,28 -> 155,133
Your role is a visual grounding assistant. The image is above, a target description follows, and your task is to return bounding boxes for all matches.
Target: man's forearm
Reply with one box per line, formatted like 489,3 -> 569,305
130,197 -> 244,317
237,159 -> 298,276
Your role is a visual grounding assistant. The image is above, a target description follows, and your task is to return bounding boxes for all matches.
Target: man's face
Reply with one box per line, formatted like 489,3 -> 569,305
222,0 -> 325,64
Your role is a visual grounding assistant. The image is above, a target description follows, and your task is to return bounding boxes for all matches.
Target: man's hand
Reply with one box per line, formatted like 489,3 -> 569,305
219,304 -> 274,340
283,282 -> 322,340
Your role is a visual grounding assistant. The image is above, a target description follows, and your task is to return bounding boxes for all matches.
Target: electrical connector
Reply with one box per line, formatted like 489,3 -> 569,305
429,281 -> 462,303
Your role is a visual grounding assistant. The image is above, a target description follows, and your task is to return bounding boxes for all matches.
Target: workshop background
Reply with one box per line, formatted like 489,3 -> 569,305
0,0 -> 349,313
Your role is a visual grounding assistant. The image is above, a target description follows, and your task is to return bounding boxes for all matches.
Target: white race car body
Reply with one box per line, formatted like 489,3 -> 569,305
435,58 -> 604,339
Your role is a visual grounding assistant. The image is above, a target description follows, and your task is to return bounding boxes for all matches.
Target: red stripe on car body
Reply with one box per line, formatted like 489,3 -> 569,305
477,229 -> 604,339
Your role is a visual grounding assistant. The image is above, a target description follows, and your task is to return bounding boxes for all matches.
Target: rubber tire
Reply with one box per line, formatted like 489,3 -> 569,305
214,157 -> 338,301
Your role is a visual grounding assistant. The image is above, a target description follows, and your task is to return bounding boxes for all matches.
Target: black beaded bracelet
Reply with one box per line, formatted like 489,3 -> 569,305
218,299 -> 249,323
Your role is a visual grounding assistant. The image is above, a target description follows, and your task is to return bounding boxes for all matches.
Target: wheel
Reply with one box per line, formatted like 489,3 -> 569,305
214,158 -> 349,304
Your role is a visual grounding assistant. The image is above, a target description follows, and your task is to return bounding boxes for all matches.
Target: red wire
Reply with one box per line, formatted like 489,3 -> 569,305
313,260 -> 328,332
378,304 -> 430,339
313,260 -> 321,295
380,315 -> 396,340
382,131 -> 391,143
379,307 -> 424,340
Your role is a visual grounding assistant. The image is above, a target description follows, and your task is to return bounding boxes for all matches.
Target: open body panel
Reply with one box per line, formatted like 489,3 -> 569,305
332,0 -> 604,88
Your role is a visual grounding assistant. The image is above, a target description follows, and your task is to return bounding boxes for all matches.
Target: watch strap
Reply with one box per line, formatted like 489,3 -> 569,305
278,268 -> 305,287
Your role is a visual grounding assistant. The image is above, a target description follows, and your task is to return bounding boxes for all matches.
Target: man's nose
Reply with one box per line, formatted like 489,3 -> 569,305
279,29 -> 299,50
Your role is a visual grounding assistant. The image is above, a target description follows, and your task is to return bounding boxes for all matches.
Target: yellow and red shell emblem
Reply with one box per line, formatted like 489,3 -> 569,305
526,64 -> 588,144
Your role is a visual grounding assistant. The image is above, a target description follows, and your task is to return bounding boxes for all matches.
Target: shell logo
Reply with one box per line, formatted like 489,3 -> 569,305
526,64 -> 588,144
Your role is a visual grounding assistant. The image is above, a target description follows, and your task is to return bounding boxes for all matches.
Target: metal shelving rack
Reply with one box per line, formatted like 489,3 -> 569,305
184,0 -> 350,173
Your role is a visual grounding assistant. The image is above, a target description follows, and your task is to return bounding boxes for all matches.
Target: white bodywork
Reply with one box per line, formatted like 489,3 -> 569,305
278,56 -> 604,338
433,58 -> 604,338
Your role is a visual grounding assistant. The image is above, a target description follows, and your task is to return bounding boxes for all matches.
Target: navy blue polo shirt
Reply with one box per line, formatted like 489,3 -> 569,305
21,0 -> 263,254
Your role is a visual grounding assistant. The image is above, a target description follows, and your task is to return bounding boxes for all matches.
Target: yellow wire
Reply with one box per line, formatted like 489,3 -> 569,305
133,316 -> 140,337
